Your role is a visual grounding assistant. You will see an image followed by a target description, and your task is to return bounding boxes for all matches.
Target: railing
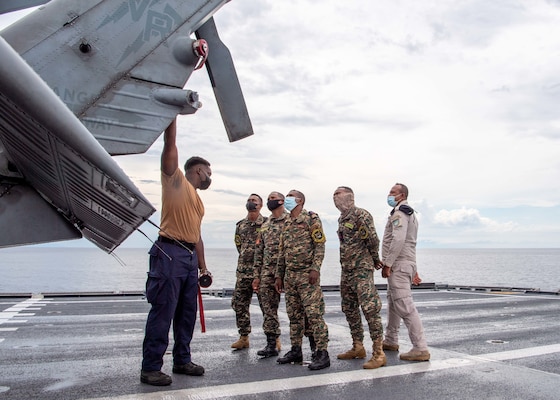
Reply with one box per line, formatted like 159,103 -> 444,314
1,283 -> 558,298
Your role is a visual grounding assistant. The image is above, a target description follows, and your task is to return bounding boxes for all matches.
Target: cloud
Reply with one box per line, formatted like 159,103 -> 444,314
434,207 -> 517,231
2,1 -> 560,249
212,188 -> 248,198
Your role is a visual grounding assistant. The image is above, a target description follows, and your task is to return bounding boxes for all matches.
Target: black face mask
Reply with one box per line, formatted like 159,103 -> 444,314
267,199 -> 282,211
199,172 -> 211,190
246,201 -> 258,211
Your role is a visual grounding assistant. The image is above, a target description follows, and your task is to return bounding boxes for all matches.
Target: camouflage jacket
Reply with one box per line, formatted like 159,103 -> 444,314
234,214 -> 267,278
253,211 -> 289,279
276,209 -> 326,279
337,206 -> 380,271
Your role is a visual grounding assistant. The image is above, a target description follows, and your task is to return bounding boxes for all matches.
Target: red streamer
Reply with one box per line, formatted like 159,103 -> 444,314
198,285 -> 206,333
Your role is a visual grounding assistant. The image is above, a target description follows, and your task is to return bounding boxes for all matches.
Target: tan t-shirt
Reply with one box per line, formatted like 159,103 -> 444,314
159,168 -> 204,243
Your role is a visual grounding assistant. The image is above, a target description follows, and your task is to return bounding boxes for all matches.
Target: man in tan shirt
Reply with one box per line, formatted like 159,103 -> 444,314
141,118 -> 212,386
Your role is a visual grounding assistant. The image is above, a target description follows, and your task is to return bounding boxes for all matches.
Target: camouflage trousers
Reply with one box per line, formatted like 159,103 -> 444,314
231,277 -> 260,336
257,274 -> 280,336
284,269 -> 329,350
340,268 -> 383,342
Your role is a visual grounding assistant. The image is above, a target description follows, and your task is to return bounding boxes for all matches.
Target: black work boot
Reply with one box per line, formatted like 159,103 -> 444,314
308,350 -> 330,370
172,361 -> 205,376
257,334 -> 279,358
277,345 -> 303,364
140,370 -> 172,386
308,335 -> 317,361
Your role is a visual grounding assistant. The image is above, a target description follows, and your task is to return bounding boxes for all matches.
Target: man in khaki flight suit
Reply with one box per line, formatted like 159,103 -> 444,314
381,183 -> 430,362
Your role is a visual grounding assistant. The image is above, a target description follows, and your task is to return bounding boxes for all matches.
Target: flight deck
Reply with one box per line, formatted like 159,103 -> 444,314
0,287 -> 559,399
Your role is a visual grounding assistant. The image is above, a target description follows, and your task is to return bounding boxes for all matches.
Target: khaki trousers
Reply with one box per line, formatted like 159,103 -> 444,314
385,262 -> 428,351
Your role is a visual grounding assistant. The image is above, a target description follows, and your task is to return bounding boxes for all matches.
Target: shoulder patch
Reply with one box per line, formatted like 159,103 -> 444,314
392,217 -> 401,227
234,234 -> 241,246
312,228 -> 326,243
359,225 -> 368,239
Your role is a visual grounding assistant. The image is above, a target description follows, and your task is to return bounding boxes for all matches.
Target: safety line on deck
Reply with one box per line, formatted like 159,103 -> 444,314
87,343 -> 560,400
0,298 -> 51,343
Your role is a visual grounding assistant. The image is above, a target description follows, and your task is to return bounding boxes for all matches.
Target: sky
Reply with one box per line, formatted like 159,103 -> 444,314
2,0 -> 560,249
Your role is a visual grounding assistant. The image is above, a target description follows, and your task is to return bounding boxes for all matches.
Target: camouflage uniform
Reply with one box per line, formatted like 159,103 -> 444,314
253,211 -> 289,336
338,206 -> 383,343
276,209 -> 328,350
231,214 -> 267,336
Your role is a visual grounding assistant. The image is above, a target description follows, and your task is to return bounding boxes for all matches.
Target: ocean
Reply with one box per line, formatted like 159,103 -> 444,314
0,247 -> 558,294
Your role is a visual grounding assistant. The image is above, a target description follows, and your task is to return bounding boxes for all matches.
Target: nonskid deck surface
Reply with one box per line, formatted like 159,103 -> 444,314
0,289 -> 559,399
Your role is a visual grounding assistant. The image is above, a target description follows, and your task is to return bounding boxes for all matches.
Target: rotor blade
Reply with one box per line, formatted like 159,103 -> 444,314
195,17 -> 253,142
0,0 -> 49,15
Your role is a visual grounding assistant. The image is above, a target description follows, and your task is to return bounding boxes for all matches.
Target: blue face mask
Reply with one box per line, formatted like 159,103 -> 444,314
387,195 -> 398,207
284,196 -> 298,211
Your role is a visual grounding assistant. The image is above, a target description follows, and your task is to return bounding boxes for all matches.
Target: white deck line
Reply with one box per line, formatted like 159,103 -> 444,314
86,343 -> 560,400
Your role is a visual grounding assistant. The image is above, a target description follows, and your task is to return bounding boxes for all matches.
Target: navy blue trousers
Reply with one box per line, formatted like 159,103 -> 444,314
142,241 -> 198,372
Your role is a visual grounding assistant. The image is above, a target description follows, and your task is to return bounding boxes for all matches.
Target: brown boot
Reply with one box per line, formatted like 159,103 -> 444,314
363,339 -> 387,369
382,341 -> 399,351
337,340 -> 366,360
231,335 -> 249,349
276,337 -> 282,351
400,349 -> 430,361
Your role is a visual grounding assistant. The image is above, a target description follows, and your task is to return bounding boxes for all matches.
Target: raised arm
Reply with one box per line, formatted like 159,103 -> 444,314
161,118 -> 179,175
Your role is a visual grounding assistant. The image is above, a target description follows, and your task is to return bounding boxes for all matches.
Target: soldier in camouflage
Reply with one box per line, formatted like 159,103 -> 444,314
275,190 -> 330,371
230,194 -> 267,350
251,191 -> 288,357
333,186 -> 386,370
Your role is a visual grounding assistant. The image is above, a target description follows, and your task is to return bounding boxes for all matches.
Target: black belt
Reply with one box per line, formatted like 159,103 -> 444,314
158,236 -> 195,251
